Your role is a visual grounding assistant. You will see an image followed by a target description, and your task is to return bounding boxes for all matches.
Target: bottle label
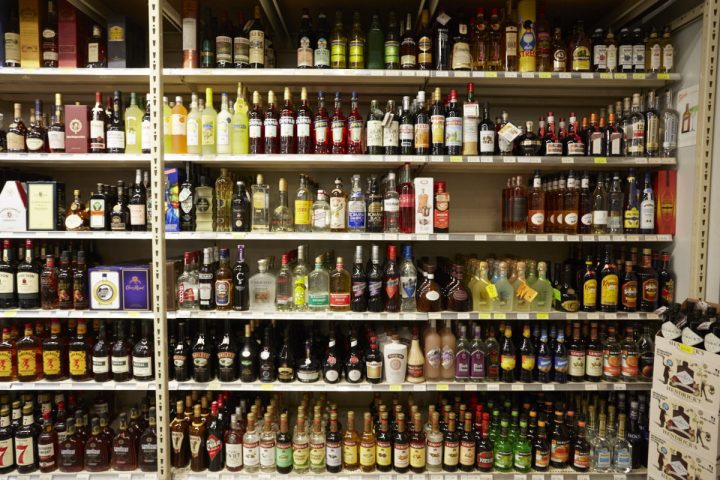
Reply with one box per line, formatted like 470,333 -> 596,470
569,350 -> 586,377
217,118 -> 230,147
132,356 -> 153,377
410,442 -> 425,468
331,120 -> 345,144
431,115 -> 445,144
297,36 -> 313,67
452,42 -> 471,70
366,119 -> 382,147
43,350 -> 62,375
249,30 -> 265,65
107,130 -> 125,149
214,279 -> 231,306
186,118 -> 199,146
505,29 -> 517,57
359,442 -> 375,467
342,441 -> 358,465
15,436 -> 34,466
260,440 -> 275,466
400,123 -> 414,147
325,441 -> 341,467
418,35 -> 432,64
537,355 -> 552,375
603,349 -> 621,377
445,115 -> 462,147
331,40 -> 347,67
224,442 -> 242,468
309,442 -> 324,467
586,349 -> 603,376
243,442 -> 259,466
583,278 -> 597,307
264,118 -> 278,139
0,351 -> 12,377
550,439 -> 569,464
601,274 -> 619,306
546,141 -> 563,155
17,350 -> 37,376
414,123 -> 430,149
384,41 -> 400,65
4,32 -> 19,64
633,44 -> 646,69
500,353 -> 516,371
426,348 -> 441,368
621,280 -> 638,309
640,200 -> 655,230
376,440 -> 391,466
593,44 -> 607,69
349,40 -> 364,66
0,272 -> 13,295
681,327 -> 703,346
383,121 -> 399,148
479,130 -> 495,153
314,38 -> 330,67
92,355 -> 109,374
249,118 -> 263,139
663,44 -> 674,70
0,438 -> 12,468
427,439 -> 442,466
111,355 -> 130,373
443,441 -> 459,466
47,130 -> 65,151
129,204 -> 146,227
534,448 -> 550,468
329,292 -> 350,307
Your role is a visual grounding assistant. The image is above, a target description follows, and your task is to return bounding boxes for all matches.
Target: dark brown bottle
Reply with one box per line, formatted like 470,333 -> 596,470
132,319 -> 154,381
192,318 -> 213,383
68,319 -> 91,381
138,407 -> 158,471
111,320 -> 133,382
446,265 -> 471,312
84,417 -> 110,471
40,254 -> 58,309
416,265 -> 441,312
15,403 -> 39,473
56,251 -> 72,309
189,404 -> 207,471
0,405 -> 14,473
58,417 -> 83,472
38,412 -> 58,472
111,413 -> 137,471
72,251 -> 89,309
92,321 -> 110,382
393,412 -> 410,473
170,400 -> 190,468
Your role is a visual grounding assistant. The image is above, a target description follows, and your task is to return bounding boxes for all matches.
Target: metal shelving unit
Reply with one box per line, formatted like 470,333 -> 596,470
3,380 -> 157,391
172,470 -> 648,480
1,309 -> 153,318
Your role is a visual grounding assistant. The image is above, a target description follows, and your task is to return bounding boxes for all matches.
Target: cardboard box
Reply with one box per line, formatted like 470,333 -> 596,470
18,0 -> 40,68
64,104 -> 89,153
650,389 -> 720,461
166,259 -> 182,311
107,16 -> 126,68
0,181 -> 27,231
58,0 -> 85,67
26,181 -> 59,230
414,177 -> 434,234
122,265 -> 150,311
653,335 -> 720,411
648,432 -> 719,480
654,169 -> 676,236
89,266 -> 122,310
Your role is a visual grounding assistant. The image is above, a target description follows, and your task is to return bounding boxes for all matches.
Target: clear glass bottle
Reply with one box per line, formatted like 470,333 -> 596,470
659,88 -> 679,157
243,413 -> 260,473
292,245 -> 309,311
177,252 -> 199,310
307,256 -> 329,310
293,414 -> 311,472
612,413 -> 632,473
248,259 -> 276,311
259,412 -> 276,473
275,254 -> 293,311
329,257 -> 351,312
607,172 -> 624,234
311,190 -> 331,232
590,413 -> 612,472
309,415 -> 326,473
271,177 -> 292,231
250,173 -> 270,232
329,178 -> 347,232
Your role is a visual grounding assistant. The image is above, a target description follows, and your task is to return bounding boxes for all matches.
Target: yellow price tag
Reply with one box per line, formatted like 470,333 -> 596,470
600,73 -> 612,79
539,72 -> 551,79
389,384 -> 402,392
128,311 -> 141,318
232,232 -> 246,239
594,157 -> 608,164
678,344 -> 695,354
658,73 -> 671,79
478,312 -> 491,320
486,284 -> 499,299
485,71 -> 498,78
3,310 -> 17,317
494,313 -> 507,320
614,73 -> 628,79
450,156 -> 463,163
261,383 -> 274,391
436,384 -> 449,391
208,380 -> 222,390
633,73 -> 646,80
536,313 -> 549,320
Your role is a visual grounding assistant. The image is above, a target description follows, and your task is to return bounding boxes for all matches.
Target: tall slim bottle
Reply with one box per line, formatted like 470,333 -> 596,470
201,88 -> 217,155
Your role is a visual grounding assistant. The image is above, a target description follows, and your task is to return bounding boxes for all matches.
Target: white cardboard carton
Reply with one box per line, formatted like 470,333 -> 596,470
414,177 -> 434,234
0,181 -> 27,231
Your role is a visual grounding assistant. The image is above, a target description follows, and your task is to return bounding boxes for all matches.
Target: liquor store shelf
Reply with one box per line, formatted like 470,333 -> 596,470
165,232 -> 673,243
1,309 -> 154,318
3,471 -> 156,480
3,380 -> 157,391
168,380 -> 651,393
172,469 -> 648,480
166,311 -> 661,321
0,69 -> 151,96
164,154 -> 676,170
2,231 -> 152,240
0,154 -> 676,170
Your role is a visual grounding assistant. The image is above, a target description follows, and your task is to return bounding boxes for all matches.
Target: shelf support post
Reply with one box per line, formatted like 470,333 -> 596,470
148,0 -> 170,478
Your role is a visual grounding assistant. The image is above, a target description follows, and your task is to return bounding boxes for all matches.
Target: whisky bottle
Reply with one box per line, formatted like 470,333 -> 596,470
67,319 -> 90,381
230,181 -> 250,232
106,91 -> 125,153
42,319 -> 66,381
58,417 -> 82,472
132,319 -> 154,381
91,321 -> 110,382
26,100 -> 46,153
128,169 -> 147,231
40,255 -> 58,310
16,323 -> 41,381
16,241 -> 39,309
37,412 -> 57,473
111,320 -> 132,382
15,403 -> 39,473
47,93 -> 64,152
110,186 -> 129,231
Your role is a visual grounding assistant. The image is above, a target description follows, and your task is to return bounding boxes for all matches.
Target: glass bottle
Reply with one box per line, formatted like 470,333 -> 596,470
345,330 -> 364,383
347,174 -> 366,232
493,419 -> 512,472
659,89 -> 679,157
275,413 -> 293,473
259,412 -> 276,473
329,257 -> 351,311
111,413 -> 137,471
242,413 -> 259,472
16,240 -> 39,309
249,259 -> 275,311
214,167 -> 233,232
293,245 -> 309,311
239,324 -> 257,382
399,245 -> 417,311
384,245 -> 400,312
492,261 -> 514,312
16,323 -> 42,381
325,412 -> 342,473
359,412 -> 376,472
348,11 -> 365,69
311,190 -> 331,232
591,414 -> 612,472
308,256 -> 330,310
275,254 -> 294,311
250,174 -> 270,232
138,407 -> 158,472
330,11 -> 347,69
294,174 -> 313,232
366,245 -> 384,311
40,255 -> 58,310
342,411 -> 359,471
329,178 -> 347,232
231,181 -> 251,232
263,90 -> 279,154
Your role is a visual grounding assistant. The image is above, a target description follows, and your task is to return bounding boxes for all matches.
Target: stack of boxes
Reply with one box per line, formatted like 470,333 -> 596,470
649,301 -> 720,479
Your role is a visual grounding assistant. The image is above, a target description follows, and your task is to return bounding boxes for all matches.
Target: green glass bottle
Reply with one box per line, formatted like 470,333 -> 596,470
366,14 -> 384,69
493,419 -> 513,472
513,420 -> 532,472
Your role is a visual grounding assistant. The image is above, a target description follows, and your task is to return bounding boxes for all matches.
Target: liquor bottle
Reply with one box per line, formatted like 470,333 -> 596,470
307,256 -> 329,310
127,169 -> 147,231
248,258 -> 276,311
200,87 -> 217,155
132,320 -> 153,381
250,174 -> 270,232
297,338 -> 320,383
346,11 -> 365,69
383,245 -> 400,312
345,330 -> 364,383
330,92 -> 348,154
86,25 -> 107,67
242,413 -> 259,472
503,2 -> 518,71
499,324 -> 516,383
429,87 -> 445,155
627,93 -> 646,156
383,11 -> 400,69
275,413 -> 293,473
296,9 -> 314,68
478,102 -> 495,155
330,11 -> 347,69
275,254 -> 293,311
15,403 -> 39,473
189,317 -> 211,382
25,101 -> 45,153
39,254 -> 58,310
239,324 -> 256,382
312,92 -> 330,153
6,102 -> 26,152
639,173 -> 656,233
658,89 -> 679,157
366,177 -> 384,233
111,321 -> 132,382
111,413 -> 137,470
137,407 -> 157,472
356,412 -> 376,472
414,91 -> 430,154
637,248 -> 659,311
123,93 -> 142,154
342,411 -> 359,471
37,412 -> 57,472
345,174 -> 366,232
247,6 -> 265,68
106,92 -> 125,153
169,401 -> 190,468
326,412 -> 342,473
17,241 -> 39,309
329,257 -> 351,311
263,90 -> 279,154
398,96 -> 415,155
493,418 -> 512,472
188,405 -> 207,471
292,245 -> 309,311
229,181 -> 250,232
45,93 -> 65,152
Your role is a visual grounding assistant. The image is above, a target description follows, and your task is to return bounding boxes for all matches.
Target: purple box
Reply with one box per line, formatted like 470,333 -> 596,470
122,265 -> 151,311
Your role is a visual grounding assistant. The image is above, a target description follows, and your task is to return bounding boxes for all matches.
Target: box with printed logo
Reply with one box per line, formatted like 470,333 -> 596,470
89,266 -> 122,310
648,432 -> 719,480
121,265 -> 150,311
414,177 -> 434,234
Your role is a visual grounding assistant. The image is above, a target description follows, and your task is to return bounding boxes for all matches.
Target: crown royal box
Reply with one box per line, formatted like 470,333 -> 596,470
121,265 -> 150,311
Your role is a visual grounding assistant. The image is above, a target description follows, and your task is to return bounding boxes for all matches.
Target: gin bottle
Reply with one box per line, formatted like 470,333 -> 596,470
251,174 -> 270,232
249,259 -> 276,311
307,256 -> 329,310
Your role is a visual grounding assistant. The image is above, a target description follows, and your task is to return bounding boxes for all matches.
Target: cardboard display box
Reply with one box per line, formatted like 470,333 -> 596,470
648,432 -> 719,480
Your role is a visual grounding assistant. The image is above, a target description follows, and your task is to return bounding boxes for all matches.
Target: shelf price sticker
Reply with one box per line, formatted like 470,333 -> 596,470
261,383 -> 274,391
487,383 -> 500,391
658,73 -> 671,79
505,72 -> 518,78
436,383 -> 449,391
514,475 -> 528,480
614,73 -> 628,79
494,313 -> 507,320
679,343 -> 695,354
594,157 -> 608,163
465,383 -> 478,391
578,476 -> 591,480
581,72 -> 594,79
613,475 -> 627,480
521,72 -> 534,78
585,383 -> 598,390
3,310 -> 17,317
539,72 -> 552,79
450,155 -> 463,163
551,476 -> 565,480
231,232 -> 246,240
614,383 -> 627,390
536,313 -> 549,320
478,312 -> 492,320
128,311 -> 141,318
484,71 -> 498,78
633,73 -> 646,80
600,73 -> 613,79
389,384 -> 402,392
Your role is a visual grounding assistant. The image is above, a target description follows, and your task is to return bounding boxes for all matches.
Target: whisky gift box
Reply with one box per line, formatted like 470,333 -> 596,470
19,0 -> 40,68
648,432 -> 719,480
26,181 -> 59,231
58,0 -> 87,67
654,169 -> 677,235
121,265 -> 150,311
65,104 -> 89,153
0,181 -> 27,231
650,389 -> 720,462
89,266 -> 122,310
414,177 -> 434,234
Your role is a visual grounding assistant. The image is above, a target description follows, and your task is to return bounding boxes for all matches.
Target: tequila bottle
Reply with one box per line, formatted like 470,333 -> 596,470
492,261 -> 514,312
275,254 -> 293,311
215,168 -> 233,232
249,259 -> 275,311
251,174 -> 270,231
307,256 -> 329,310
271,177 -> 292,231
